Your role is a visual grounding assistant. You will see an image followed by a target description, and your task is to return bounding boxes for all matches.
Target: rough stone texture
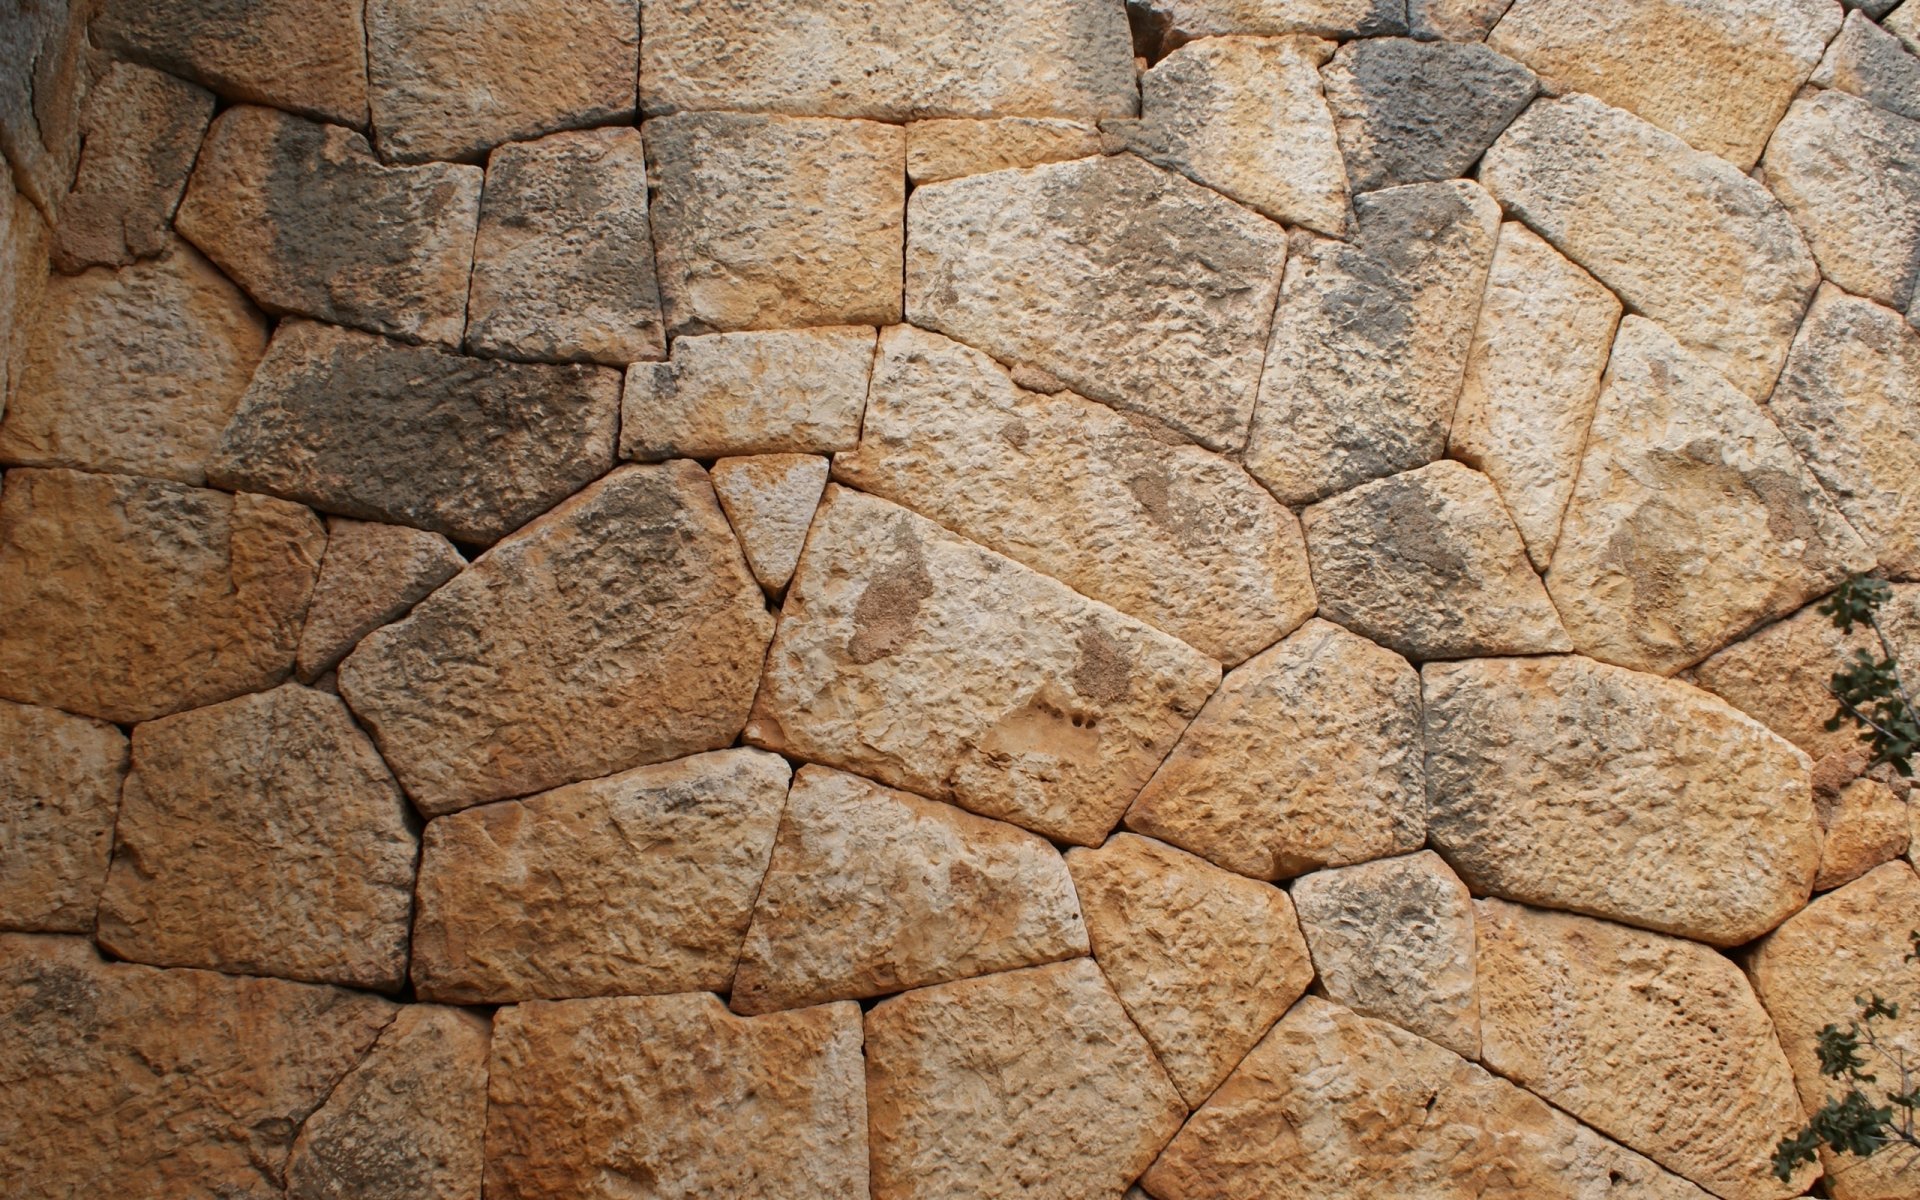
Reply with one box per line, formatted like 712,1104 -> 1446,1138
906,152 -> 1290,453
1321,38 -> 1537,193
1449,221 -> 1623,571
1130,0 -> 1408,52
645,113 -> 904,337
1065,832 -> 1314,1107
1291,850 -> 1480,1058
1548,318 -> 1874,675
1244,179 -> 1500,504
733,766 -> 1086,1015
866,959 -> 1185,1200
747,486 -> 1220,846
0,239 -> 269,484
0,0 -> 87,216
52,63 -> 214,272
1302,461 -> 1573,661
1814,777 -> 1910,890
0,700 -> 127,933
208,320 -> 621,544
0,175 -> 50,417
467,128 -> 664,366
1145,996 -> 1712,1200
1689,594 -> 1889,760
0,468 -> 325,725
1812,9 -> 1920,123
1126,618 -> 1424,880
411,749 -> 789,1003
905,118 -> 1102,184
1890,0 -> 1920,54
1408,0 -> 1514,39
486,992 -> 867,1199
175,106 -> 482,347
296,518 -> 463,682
339,462 -> 773,815
710,454 -> 829,594
835,325 -> 1316,665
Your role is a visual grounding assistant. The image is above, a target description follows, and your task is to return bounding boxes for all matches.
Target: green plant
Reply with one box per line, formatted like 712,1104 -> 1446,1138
1818,575 -> 1918,779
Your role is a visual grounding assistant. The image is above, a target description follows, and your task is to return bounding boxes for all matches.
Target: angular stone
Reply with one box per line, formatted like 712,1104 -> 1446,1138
208,320 -> 620,544
1478,93 -> 1819,400
52,63 -> 214,272
0,700 -> 126,933
1407,0 -> 1513,39
486,993 -> 867,1199
1065,833 -> 1314,1107
0,174 -> 50,415
906,152 -> 1290,453
1303,461 -> 1572,661
1887,1 -> 1920,55
1548,318 -> 1873,674
1290,850 -> 1480,1058
1129,0 -> 1406,54
747,486 -> 1219,846
1849,0 -> 1902,17
1245,179 -> 1500,503
1322,38 -> 1537,193
1814,777 -> 1910,890
412,749 -> 787,1003
1812,10 -> 1920,123
1425,654 -> 1820,946
297,518 -> 463,682
175,106 -> 482,347
0,469 -> 324,724
1126,618 -> 1424,880
835,325 -> 1316,665
710,454 -> 829,593
340,463 -> 773,814
0,0 -> 89,215
866,959 -> 1185,1200
646,113 -> 904,336
1449,221 -> 1623,571
905,118 -> 1102,185
1688,594 -> 1886,760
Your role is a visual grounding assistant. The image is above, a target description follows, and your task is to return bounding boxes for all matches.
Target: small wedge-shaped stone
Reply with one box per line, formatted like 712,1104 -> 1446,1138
905,118 -> 1102,184
0,700 -> 126,933
747,486 -> 1219,846
1245,179 -> 1500,504
711,454 -> 829,593
208,320 -> 620,544
622,326 -> 875,460
1549,318 -> 1873,674
52,63 -> 213,271
1477,900 -> 1817,1200
486,993 -> 867,1199
1814,778 -> 1909,890
297,518 -> 463,682
176,106 -> 481,346
1814,10 -> 1920,123
835,325 -> 1316,665
733,766 -> 1086,1015
1322,38 -> 1537,193
907,152 -> 1290,453
1127,618 -> 1424,880
867,960 -> 1185,1200
340,463 -> 773,814
0,468 -> 325,724
1144,996 -> 1712,1200
1066,833 -> 1314,1107
1478,94 -> 1819,399
1130,0 -> 1406,53
1425,655 -> 1820,946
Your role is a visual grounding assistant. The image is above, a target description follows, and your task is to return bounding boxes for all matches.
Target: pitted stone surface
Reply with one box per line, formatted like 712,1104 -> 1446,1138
710,454 -> 829,594
1812,10 -> 1920,123
1321,37 -> 1537,193
1814,777 -> 1910,890
52,63 -> 214,272
296,518 -> 464,682
905,119 -> 1102,184
1129,0 -> 1407,52
1688,594 -> 1888,760
0,701 -> 127,933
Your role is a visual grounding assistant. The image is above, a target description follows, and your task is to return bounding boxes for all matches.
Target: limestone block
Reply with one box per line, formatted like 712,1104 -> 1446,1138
1815,777 -> 1910,890
0,175 -> 49,417
0,700 -> 126,933
1130,0 -> 1407,54
1689,595 -> 1885,760
296,518 -> 463,682
51,63 -> 213,272
0,0 -> 88,215
1812,10 -> 1920,123
710,454 -> 828,594
1322,37 -> 1537,193
1408,0 -> 1513,39
905,118 -> 1102,184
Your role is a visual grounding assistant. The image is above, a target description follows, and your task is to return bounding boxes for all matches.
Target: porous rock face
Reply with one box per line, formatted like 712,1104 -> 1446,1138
905,118 -> 1103,185
0,701 -> 128,933
295,518 -> 464,682
1812,10 -> 1920,124
52,63 -> 213,272
1321,37 -> 1537,193
709,453 -> 829,593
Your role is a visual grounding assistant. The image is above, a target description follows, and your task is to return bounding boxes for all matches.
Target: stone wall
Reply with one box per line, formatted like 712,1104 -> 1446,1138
2,1 -> 1919,1197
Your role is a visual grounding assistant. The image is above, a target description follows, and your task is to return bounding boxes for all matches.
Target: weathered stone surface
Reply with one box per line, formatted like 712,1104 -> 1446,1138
1887,1 -> 1920,55
1291,850 -> 1479,1058
1548,318 -> 1874,674
1066,832 -> 1314,1107
1813,9 -> 1920,123
907,152 -> 1290,453
1322,38 -> 1537,193
297,518 -> 463,682
747,486 -> 1219,846
1244,179 -> 1500,503
1814,777 -> 1910,890
209,320 -> 620,544
867,959 -> 1185,1199
486,992 -> 867,1199
52,63 -> 213,272
1449,221 -> 1623,571
1303,461 -> 1572,661
0,0 -> 85,218
1130,0 -> 1407,54
176,106 -> 482,347
835,325 -> 1316,665
0,468 -> 324,724
1126,618 -> 1424,880
1408,0 -> 1513,39
0,700 -> 126,933
1425,654 -> 1820,946
1478,93 -> 1820,400
646,113 -> 904,337
0,175 -> 49,416
905,118 -> 1102,184
341,463 -> 772,814
1689,594 -> 1887,760
1145,995 -> 1712,1200
621,326 -> 875,460
710,454 -> 828,593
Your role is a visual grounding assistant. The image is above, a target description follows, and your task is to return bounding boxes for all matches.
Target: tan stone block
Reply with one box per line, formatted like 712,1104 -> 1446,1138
905,118 -> 1101,184
710,454 -> 828,593
0,700 -> 126,933
1129,0 -> 1406,53
296,518 -> 463,682
1812,10 -> 1920,123
1814,777 -> 1910,890
1690,595 -> 1884,760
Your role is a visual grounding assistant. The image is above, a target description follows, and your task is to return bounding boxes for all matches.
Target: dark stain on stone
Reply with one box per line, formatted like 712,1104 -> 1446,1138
846,523 -> 934,665
1073,625 -> 1132,705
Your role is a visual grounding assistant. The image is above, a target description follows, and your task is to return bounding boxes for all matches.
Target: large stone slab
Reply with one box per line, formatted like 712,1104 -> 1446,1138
905,118 -> 1102,184
1321,37 -> 1537,193
1812,10 -> 1920,123
0,700 -> 126,933
1129,0 -> 1407,53
296,518 -> 464,682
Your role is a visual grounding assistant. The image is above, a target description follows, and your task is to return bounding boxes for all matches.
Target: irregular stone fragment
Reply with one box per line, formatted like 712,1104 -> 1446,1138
835,325 -> 1316,664
175,106 -> 482,347
907,152 -> 1290,452
1244,179 -> 1500,503
1130,0 -> 1407,54
866,960 -> 1185,1200
1548,318 -> 1873,674
52,63 -> 214,272
1850,0 -> 1902,17
1126,618 -> 1424,880
297,518 -> 463,682
486,993 -> 867,1199
1478,93 -> 1819,399
646,113 -> 904,336
0,468 -> 324,724
208,320 -> 620,544
747,486 -> 1219,846
0,175 -> 50,414
1065,833 -> 1314,1107
710,454 -> 829,594
0,0 -> 88,214
1321,38 -> 1537,193
905,118 -> 1102,184
1814,777 -> 1910,890
1812,10 -> 1920,123
1688,594 -> 1886,759
1888,1 -> 1920,54
1407,0 -> 1514,39
340,463 -> 773,814
1424,654 -> 1820,945
0,701 -> 127,933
